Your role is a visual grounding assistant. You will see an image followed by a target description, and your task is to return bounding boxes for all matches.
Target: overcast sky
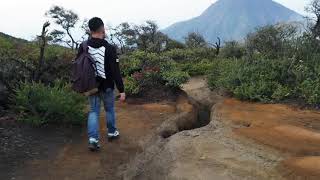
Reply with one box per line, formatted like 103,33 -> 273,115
0,0 -> 310,40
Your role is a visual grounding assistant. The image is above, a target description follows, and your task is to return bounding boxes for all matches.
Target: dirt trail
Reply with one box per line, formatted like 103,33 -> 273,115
10,101 -> 177,180
6,77 -> 320,180
122,77 -> 320,180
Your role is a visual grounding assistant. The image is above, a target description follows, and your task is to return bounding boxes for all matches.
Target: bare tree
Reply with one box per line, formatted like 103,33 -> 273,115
35,21 -> 50,81
109,24 -> 130,53
107,21 -> 169,53
306,0 -> 320,38
210,37 -> 221,55
80,19 -> 90,41
135,21 -> 158,51
112,23 -> 137,49
185,32 -> 207,48
46,6 -> 80,50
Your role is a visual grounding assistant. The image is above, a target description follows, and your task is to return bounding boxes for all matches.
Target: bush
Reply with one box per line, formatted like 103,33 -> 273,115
208,54 -> 320,105
161,70 -> 190,88
119,51 -> 190,95
208,57 -> 293,102
159,59 -> 190,88
299,78 -> 320,105
120,51 -> 143,76
185,32 -> 207,48
163,48 -> 216,62
245,24 -> 299,59
179,59 -> 214,76
124,76 -> 141,95
13,80 -> 86,126
207,58 -> 241,90
220,41 -> 245,59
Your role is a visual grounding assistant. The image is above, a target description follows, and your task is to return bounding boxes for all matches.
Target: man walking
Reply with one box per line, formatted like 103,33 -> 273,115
77,17 -> 125,151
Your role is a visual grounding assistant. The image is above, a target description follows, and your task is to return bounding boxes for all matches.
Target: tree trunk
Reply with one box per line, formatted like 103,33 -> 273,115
35,22 -> 50,82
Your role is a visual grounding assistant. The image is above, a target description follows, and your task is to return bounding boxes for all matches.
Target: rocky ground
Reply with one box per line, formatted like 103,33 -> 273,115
1,77 -> 320,180
123,77 -> 320,180
0,115 -> 82,180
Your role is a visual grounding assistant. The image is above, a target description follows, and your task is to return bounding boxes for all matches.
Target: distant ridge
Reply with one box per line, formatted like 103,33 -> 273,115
163,0 -> 304,42
0,32 -> 29,43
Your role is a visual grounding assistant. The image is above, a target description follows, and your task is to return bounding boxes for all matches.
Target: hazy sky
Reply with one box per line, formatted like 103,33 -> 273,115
0,0 -> 310,40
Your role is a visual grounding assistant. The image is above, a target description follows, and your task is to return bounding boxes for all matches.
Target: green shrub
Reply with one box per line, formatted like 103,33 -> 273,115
13,80 -> 86,126
165,39 -> 186,50
245,24 -> 298,59
298,78 -> 320,105
161,70 -> 190,88
160,59 -> 190,88
220,41 -> 245,59
0,36 -> 14,50
271,84 -> 291,101
120,51 -> 144,76
207,58 -> 241,90
163,48 -> 216,62
208,55 -> 320,105
208,57 -> 294,102
180,59 -> 214,76
119,51 -> 191,95
124,76 -> 141,95
234,81 -> 281,102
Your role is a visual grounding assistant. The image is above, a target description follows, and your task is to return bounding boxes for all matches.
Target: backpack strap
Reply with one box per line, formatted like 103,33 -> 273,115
82,41 -> 98,76
82,41 -> 89,53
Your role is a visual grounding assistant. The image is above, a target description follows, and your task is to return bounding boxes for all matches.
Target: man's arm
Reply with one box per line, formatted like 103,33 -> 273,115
110,46 -> 125,94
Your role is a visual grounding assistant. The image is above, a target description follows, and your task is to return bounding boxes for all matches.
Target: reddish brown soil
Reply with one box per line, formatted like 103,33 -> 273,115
216,98 -> 320,178
2,101 -> 176,180
282,156 -> 320,179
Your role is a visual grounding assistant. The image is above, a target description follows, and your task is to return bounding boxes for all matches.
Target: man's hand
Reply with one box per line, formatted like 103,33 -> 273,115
119,93 -> 126,102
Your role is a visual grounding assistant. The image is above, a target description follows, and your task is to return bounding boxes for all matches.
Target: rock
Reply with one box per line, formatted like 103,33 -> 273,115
199,156 -> 206,160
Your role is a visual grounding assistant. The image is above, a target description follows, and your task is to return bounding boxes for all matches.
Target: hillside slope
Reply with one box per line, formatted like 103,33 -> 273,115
163,0 -> 303,42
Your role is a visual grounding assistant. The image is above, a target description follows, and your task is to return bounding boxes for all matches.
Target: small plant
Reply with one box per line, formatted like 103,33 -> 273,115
161,70 -> 190,88
120,53 -> 143,77
124,76 -> 141,95
160,59 -> 190,88
13,80 -> 86,126
298,79 -> 320,105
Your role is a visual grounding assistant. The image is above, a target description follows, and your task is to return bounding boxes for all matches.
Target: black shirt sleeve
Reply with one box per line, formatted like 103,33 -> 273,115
110,45 -> 125,93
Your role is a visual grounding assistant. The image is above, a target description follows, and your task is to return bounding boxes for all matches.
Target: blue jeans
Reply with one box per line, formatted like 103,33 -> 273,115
87,88 -> 117,140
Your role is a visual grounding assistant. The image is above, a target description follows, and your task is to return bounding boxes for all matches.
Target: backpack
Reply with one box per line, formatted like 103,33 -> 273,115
71,41 -> 99,96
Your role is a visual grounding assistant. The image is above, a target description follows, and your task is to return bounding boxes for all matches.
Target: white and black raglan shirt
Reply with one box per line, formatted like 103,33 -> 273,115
88,46 -> 107,79
77,38 -> 124,93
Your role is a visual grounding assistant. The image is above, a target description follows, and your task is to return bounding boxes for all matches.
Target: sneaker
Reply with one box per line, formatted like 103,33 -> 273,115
88,137 -> 100,151
107,130 -> 120,141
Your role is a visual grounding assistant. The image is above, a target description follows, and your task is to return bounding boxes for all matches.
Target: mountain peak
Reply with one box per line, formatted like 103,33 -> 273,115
163,0 -> 303,42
